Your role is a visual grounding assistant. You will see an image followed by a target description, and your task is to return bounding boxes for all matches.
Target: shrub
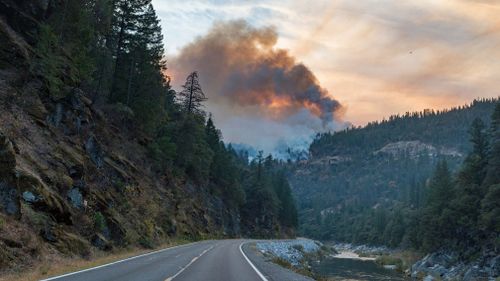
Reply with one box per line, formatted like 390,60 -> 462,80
93,211 -> 106,232
271,257 -> 293,269
292,244 -> 304,252
139,237 -> 154,249
375,255 -> 404,271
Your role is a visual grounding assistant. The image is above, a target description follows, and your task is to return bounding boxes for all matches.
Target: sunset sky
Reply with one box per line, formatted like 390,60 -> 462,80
151,0 -> 500,153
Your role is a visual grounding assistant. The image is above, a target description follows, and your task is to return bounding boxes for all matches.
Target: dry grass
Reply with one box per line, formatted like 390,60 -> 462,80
0,239 -> 190,281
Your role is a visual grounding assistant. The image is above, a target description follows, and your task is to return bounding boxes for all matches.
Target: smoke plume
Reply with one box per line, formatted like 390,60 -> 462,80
170,20 -> 346,156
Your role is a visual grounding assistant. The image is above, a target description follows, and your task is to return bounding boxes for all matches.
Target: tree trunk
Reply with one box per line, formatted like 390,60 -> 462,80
126,54 -> 135,106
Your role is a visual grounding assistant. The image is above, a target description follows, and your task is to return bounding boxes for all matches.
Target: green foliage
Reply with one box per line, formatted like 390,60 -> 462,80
173,115 -> 214,182
149,135 -> 177,169
138,236 -> 154,249
93,212 -> 106,232
271,256 -> 293,269
240,153 -> 298,237
26,0 -> 298,240
481,184 -> 500,233
295,100 -> 499,257
32,25 -> 65,98
31,1 -> 99,99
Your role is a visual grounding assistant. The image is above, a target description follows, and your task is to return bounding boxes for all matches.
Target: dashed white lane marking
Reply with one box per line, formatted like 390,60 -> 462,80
164,245 -> 214,281
40,242 -> 199,281
239,242 -> 269,281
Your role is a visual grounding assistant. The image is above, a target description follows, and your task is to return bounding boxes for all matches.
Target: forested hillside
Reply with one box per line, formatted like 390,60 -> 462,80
290,99 -> 499,256
0,0 -> 296,273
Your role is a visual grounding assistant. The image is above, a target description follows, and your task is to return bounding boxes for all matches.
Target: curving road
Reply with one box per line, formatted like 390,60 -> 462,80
40,239 -> 311,281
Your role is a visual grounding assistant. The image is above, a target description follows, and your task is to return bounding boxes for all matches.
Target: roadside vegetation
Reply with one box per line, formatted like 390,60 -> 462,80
0,239 -> 191,281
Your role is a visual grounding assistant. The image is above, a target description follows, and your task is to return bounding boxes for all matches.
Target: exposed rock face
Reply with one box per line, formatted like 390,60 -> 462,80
85,135 -> 104,168
66,188 -> 83,209
0,4 -> 246,274
411,252 -> 499,280
375,140 -> 462,159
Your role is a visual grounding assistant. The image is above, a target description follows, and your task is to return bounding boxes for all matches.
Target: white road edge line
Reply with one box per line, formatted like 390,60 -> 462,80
39,241 -> 200,281
239,242 -> 269,281
164,245 -> 214,281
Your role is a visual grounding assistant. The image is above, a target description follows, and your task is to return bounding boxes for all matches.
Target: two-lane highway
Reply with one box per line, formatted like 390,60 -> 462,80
41,240 -> 267,281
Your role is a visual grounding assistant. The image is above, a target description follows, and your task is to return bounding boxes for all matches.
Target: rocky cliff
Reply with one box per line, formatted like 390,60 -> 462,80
0,1 -> 240,273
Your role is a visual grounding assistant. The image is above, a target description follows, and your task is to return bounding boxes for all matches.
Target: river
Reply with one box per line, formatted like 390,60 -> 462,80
312,253 -> 409,280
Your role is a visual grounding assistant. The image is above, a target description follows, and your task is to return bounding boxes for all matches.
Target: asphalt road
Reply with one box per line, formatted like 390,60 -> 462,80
41,240 -> 270,281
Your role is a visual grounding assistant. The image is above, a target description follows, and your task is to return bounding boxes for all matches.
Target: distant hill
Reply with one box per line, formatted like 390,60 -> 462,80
289,99 -> 498,244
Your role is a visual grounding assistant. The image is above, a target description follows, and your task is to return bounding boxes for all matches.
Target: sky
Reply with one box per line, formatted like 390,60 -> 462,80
151,0 -> 500,154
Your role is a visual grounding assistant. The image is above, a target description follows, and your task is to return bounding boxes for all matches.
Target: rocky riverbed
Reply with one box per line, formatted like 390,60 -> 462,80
256,238 -> 322,266
258,240 -> 500,280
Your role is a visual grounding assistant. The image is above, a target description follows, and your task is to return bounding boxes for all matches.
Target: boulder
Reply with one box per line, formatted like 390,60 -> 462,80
85,135 -> 104,168
67,188 -> 83,209
22,191 -> 40,203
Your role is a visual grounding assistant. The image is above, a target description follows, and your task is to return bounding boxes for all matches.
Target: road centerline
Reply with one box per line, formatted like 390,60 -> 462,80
39,242 -> 199,281
164,245 -> 214,281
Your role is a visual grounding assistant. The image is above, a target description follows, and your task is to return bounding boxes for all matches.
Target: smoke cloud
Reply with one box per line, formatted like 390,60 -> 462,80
170,20 -> 345,156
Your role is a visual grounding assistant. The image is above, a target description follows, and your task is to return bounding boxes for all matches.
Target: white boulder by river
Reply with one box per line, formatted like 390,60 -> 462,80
256,238 -> 321,265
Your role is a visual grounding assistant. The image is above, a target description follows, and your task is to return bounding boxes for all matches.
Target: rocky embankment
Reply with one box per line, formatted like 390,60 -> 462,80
411,251 -> 500,281
0,0 -> 242,274
256,239 -> 322,266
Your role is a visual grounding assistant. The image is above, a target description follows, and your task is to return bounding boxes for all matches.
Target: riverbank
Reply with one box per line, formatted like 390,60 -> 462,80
255,239 -> 409,280
255,238 -> 332,279
324,242 -> 500,280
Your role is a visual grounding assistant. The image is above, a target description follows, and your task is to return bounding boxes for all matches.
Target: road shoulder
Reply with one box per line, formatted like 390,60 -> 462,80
242,242 -> 314,281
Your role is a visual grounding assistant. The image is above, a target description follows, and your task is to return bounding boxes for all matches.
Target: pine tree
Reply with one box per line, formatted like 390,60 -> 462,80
484,103 -> 500,186
480,103 -> 500,239
127,1 -> 169,132
480,184 -> 500,235
427,160 -> 454,209
421,160 -> 454,251
179,71 -> 207,115
108,0 -> 145,103
453,118 -> 490,250
459,118 -> 489,186
205,115 -> 221,150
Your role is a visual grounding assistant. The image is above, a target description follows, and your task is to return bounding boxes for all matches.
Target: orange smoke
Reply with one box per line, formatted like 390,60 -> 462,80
170,20 -> 343,126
